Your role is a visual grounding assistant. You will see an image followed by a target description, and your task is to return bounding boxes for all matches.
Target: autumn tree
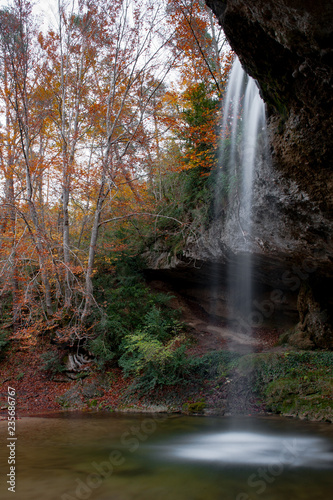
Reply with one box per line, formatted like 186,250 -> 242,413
166,0 -> 232,94
36,0 -> 104,310
156,0 -> 233,175
34,0 -> 177,324
0,0 -> 54,329
79,0 -> 175,319
0,0 -> 233,348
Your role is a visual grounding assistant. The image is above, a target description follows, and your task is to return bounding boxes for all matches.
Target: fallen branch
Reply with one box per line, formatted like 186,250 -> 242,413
99,212 -> 186,227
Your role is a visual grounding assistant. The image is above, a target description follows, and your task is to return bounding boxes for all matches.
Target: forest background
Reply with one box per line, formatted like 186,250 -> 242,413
0,0 -> 233,380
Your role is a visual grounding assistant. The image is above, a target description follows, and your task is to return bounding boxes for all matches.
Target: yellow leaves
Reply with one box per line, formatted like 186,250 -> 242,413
182,149 -> 218,171
68,265 -> 84,276
10,326 -> 38,346
0,0 -> 230,332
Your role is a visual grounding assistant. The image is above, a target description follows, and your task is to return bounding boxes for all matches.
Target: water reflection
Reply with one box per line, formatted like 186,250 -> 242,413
159,431 -> 333,467
0,414 -> 332,500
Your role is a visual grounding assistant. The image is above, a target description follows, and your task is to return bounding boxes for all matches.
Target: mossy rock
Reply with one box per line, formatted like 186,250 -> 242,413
57,387 -> 84,409
82,381 -> 104,399
277,328 -> 314,350
87,399 -> 98,408
183,400 -> 206,414
264,375 -> 333,422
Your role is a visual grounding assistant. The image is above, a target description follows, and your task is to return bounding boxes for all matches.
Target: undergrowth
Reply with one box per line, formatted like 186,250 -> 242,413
86,253 -> 190,391
235,351 -> 333,420
0,331 -> 11,361
40,349 -> 66,379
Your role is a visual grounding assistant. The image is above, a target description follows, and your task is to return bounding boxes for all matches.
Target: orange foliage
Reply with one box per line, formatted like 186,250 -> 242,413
0,0 -> 232,339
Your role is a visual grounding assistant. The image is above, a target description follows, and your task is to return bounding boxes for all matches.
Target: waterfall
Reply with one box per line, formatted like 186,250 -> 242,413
212,57 -> 268,413
217,57 -> 267,346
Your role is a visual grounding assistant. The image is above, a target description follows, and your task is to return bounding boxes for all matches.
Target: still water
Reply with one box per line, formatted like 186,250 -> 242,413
0,413 -> 332,500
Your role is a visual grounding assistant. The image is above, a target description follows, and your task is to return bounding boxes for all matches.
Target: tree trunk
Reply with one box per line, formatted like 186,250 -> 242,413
81,180 -> 108,322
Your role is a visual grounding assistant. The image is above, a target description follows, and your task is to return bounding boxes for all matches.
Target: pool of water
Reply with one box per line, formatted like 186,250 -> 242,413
0,413 -> 332,500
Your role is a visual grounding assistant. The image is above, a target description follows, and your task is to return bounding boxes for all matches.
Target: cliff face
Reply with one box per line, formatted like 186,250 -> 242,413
145,148 -> 333,348
145,1 -> 333,348
206,0 -> 333,212
198,0 -> 333,346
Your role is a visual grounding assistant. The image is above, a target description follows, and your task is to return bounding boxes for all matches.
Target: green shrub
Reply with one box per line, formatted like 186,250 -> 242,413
86,254 -> 182,370
88,333 -> 116,370
119,332 -> 190,393
40,350 -> 65,378
138,306 -> 183,343
191,350 -> 242,379
0,331 -> 10,360
119,308 -> 189,393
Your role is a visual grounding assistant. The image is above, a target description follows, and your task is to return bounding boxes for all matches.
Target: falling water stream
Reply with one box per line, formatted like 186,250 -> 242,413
220,57 -> 267,335
210,57 -> 270,414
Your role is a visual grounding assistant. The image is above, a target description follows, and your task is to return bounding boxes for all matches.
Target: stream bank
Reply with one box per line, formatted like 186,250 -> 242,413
1,317 -> 332,423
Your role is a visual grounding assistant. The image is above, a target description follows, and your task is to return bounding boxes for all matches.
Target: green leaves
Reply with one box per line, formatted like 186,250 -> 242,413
40,350 -> 66,379
0,331 -> 10,359
119,307 -> 189,393
86,255 -> 186,378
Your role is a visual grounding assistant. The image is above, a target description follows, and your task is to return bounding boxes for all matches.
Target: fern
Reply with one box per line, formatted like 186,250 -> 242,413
119,322 -> 190,393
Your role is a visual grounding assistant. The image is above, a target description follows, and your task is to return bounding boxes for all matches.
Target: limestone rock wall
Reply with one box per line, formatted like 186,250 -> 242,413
198,0 -> 333,346
206,0 -> 333,213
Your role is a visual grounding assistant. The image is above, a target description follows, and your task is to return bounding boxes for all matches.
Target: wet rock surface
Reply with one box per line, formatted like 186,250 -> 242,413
206,0 -> 333,211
